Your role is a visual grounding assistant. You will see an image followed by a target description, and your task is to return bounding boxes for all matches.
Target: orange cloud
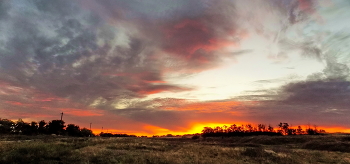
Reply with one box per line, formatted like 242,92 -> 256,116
137,89 -> 167,95
5,101 -> 33,107
143,80 -> 167,84
32,93 -> 68,102
298,0 -> 314,13
0,109 -> 54,119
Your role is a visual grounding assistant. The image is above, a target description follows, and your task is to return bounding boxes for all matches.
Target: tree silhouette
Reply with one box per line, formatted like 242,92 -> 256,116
15,119 -> 32,135
66,124 -> 80,136
47,120 -> 65,135
287,128 -> 297,135
246,124 -> 253,133
201,127 -> 214,137
228,124 -> 237,133
80,128 -> 94,137
0,119 -> 15,134
0,116 -> 328,138
237,125 -> 244,133
296,126 -> 304,135
201,122 -> 324,138
222,125 -> 228,133
30,121 -> 38,135
278,122 -> 290,135
258,124 -> 266,132
38,120 -> 47,134
306,127 -> 320,135
267,125 -> 274,132
99,132 -> 135,137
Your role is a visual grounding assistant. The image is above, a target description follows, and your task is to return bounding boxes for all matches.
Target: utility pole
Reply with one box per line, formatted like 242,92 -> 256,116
101,127 -> 103,133
60,112 -> 64,121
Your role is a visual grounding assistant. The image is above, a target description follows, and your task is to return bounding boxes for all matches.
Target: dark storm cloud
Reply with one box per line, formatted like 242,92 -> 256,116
227,60 -> 350,127
81,0 -> 244,73
156,0 -> 242,72
0,1 -> 10,21
0,0 -> 252,115
280,60 -> 350,107
81,0 -> 209,21
0,0 -> 194,109
282,80 -> 350,106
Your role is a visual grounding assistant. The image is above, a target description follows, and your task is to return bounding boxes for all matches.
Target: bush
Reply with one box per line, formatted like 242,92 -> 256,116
192,135 -> 200,140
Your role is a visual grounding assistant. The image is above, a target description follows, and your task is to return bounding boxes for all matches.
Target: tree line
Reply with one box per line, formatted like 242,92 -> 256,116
99,132 -> 136,137
201,123 -> 326,138
0,118 -> 94,137
0,118 -> 327,138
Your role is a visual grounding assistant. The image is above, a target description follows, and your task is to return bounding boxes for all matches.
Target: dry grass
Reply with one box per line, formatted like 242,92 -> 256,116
0,135 -> 350,164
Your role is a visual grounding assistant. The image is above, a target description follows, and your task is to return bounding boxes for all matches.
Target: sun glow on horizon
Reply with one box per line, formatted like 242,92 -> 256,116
92,123 -> 350,137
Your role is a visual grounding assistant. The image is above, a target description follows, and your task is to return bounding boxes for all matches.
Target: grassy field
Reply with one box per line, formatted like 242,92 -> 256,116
1,135 -> 350,164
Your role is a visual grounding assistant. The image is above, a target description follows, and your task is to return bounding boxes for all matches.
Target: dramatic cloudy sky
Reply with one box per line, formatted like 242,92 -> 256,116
1,0 -> 350,135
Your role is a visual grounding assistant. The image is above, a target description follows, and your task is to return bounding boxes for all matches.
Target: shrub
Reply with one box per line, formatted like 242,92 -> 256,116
192,135 -> 200,140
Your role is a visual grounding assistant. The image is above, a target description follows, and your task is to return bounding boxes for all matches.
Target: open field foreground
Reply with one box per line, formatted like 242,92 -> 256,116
1,135 -> 350,164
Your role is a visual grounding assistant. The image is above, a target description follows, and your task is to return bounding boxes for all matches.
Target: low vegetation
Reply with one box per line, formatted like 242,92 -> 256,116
1,135 -> 350,164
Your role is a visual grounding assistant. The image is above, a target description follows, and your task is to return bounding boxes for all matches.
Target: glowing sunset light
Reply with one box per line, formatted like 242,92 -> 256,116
182,122 -> 249,134
91,128 -> 147,137
1,0 -> 350,135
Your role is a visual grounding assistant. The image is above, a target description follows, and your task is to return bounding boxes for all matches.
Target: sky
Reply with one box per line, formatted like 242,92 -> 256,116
1,0 -> 350,135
